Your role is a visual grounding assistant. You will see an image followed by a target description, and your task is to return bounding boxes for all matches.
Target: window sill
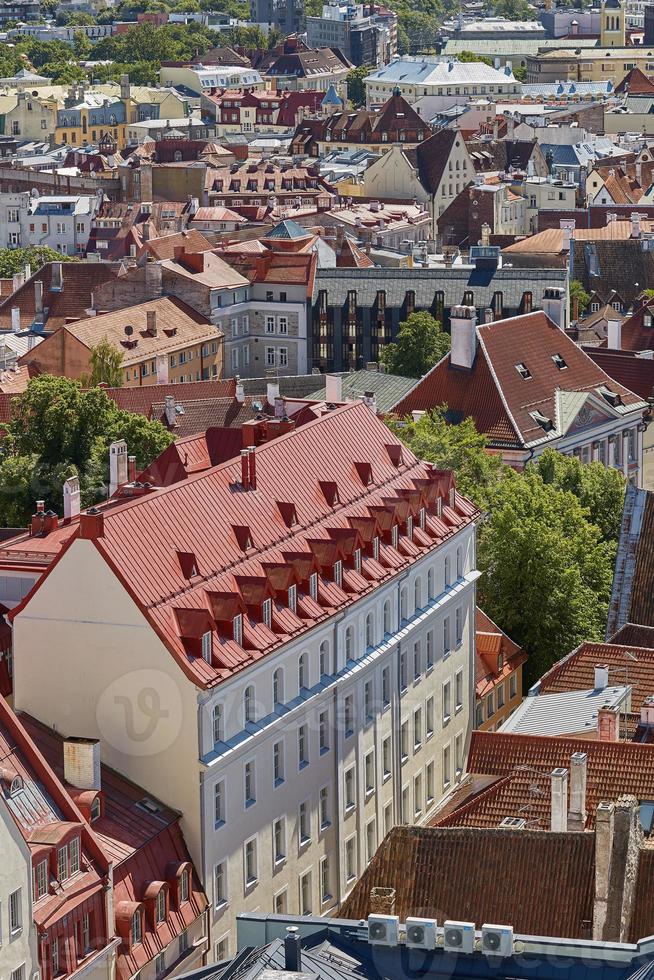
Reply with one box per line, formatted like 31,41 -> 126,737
344,803 -> 356,815
215,900 -> 229,914
426,663 -> 434,675
365,788 -> 374,799
414,743 -> 422,753
426,730 -> 434,741
245,799 -> 256,809
320,746 -> 330,756
443,715 -> 451,726
298,761 -> 309,772
214,818 -> 225,830
455,704 -> 463,715
274,778 -> 284,789
400,754 -> 408,765
320,820 -> 331,832
345,730 -> 353,739
383,771 -> 392,783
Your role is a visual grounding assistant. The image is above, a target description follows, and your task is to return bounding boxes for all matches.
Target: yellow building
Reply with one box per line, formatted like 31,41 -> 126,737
527,44 -> 654,83
601,0 -> 625,46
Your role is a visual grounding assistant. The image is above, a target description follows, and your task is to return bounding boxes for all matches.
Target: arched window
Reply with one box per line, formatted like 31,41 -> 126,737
244,685 -> 255,725
319,640 -> 330,678
273,668 -> 284,706
345,626 -> 354,660
428,567 -> 435,600
383,599 -> 391,635
365,613 -> 374,650
414,577 -> 422,611
400,587 -> 408,621
444,556 -> 451,587
213,704 -> 223,743
90,796 -> 101,822
298,653 -> 308,690
173,150 -> 182,162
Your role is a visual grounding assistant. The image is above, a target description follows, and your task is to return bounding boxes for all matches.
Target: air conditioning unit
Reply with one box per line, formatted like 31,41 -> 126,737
481,924 -> 514,957
368,914 -> 399,946
443,920 -> 475,954
405,917 -> 437,950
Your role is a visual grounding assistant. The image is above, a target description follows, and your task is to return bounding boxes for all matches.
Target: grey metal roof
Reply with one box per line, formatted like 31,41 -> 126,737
314,266 -> 568,309
307,369 -> 416,413
499,685 -> 630,737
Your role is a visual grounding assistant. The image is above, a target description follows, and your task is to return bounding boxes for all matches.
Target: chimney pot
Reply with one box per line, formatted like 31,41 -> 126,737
128,455 -> 137,483
284,927 -> 301,973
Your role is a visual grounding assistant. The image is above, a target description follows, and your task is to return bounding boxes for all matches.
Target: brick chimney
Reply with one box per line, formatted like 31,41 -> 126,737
79,509 -> 104,540
30,500 -> 46,536
598,705 -> 619,742
370,886 -> 396,915
146,310 -> 157,337
63,737 -> 101,790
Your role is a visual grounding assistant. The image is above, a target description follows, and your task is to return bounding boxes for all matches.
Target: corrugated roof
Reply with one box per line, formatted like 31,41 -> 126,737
500,685 -> 629,737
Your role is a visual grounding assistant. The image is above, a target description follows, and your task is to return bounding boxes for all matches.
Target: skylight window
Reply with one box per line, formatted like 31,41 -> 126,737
515,362 -> 532,380
552,353 -> 567,370
531,410 -> 554,432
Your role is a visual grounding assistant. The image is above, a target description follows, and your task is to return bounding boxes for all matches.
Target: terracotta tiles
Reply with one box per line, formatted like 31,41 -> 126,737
538,641 -> 654,712
340,824 -> 596,939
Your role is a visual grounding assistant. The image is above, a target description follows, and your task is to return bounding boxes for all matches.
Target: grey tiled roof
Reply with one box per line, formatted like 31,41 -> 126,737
314,266 -> 568,309
307,369 -> 416,413
241,373 -> 331,398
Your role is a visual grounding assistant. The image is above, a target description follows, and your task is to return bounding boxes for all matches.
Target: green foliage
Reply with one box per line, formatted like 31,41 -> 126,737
477,469 -> 616,686
380,311 -> 450,378
387,407 -> 503,503
81,339 -> 125,389
397,10 -> 440,53
92,21 -> 221,64
73,30 -> 92,59
457,49 -> 492,66
570,279 -> 590,318
513,64 -> 527,82
0,246 -> 75,279
532,448 -> 625,543
346,65 -> 370,107
491,0 -> 533,18
0,376 -> 173,524
224,24 -> 268,47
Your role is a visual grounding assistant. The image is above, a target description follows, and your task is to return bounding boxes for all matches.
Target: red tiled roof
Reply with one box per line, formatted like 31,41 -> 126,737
141,229 -> 213,261
12,403 -> 478,691
585,350 -> 654,399
467,731 -> 654,827
615,67 -> 654,95
339,824 -> 596,939
475,607 -> 527,698
0,261 -> 124,331
537,640 -> 654,711
104,378 -> 237,416
392,312 -> 646,449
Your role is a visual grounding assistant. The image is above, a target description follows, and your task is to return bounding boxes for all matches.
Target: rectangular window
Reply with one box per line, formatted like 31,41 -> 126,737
455,732 -> 464,776
364,680 -> 373,722
244,838 -> 258,885
320,785 -> 330,828
426,695 -> 434,737
344,694 -> 353,737
213,704 -> 223,744
179,929 -> 189,956
52,939 -> 60,977
414,772 -> 423,816
156,888 -> 166,923
443,744 -> 451,788
9,888 -> 21,933
414,706 -> 422,749
382,665 -> 390,706
497,680 -> 505,708
426,761 -> 435,804
266,346 -> 275,366
299,800 -> 311,843
34,860 -> 48,899
69,836 -> 80,875
273,817 -> 286,863
364,749 -> 375,794
57,846 -> 68,881
384,801 -> 393,835
266,315 -> 275,333
273,741 -> 284,785
402,785 -> 410,824
300,871 -> 312,915
510,673 -> 518,699
155,953 -> 165,977
345,837 -> 356,881
244,761 -> 256,806
426,630 -> 434,669
201,630 -> 212,663
455,670 -> 463,711
320,856 -> 331,903
215,936 -> 229,962
400,720 -> 409,761
319,710 -> 329,753
214,780 -> 225,825
455,607 -> 463,647
400,651 -> 408,691
344,767 -> 356,810
487,691 -> 495,720
382,735 -> 392,779
214,861 -> 227,906
81,912 -> 91,953
413,640 -> 421,680
298,725 -> 308,768
443,617 -> 451,656
274,891 -> 287,915
443,681 -> 451,723
366,819 -> 376,864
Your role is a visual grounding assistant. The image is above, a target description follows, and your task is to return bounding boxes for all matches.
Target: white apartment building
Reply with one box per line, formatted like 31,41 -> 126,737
11,402 -> 479,962
364,57 -> 520,107
0,191 -> 101,255
0,804 -> 38,980
159,65 -> 263,97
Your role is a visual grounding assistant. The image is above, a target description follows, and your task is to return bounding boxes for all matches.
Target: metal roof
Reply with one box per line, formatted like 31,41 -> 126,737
499,685 -> 631,737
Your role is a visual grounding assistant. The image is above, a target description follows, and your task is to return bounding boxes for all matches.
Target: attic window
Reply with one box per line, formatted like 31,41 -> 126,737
233,614 -> 243,646
531,410 -> 554,432
373,536 -> 380,560
201,630 -> 212,663
277,501 -> 297,527
288,584 -> 297,613
177,551 -> 199,579
551,353 -> 567,370
9,775 -> 23,796
309,572 -> 318,600
333,560 -> 343,588
232,525 -> 253,551
137,797 -> 162,815
515,362 -> 532,380
354,461 -> 372,486
354,548 -> 362,573
90,796 -> 101,822
262,598 -> 272,628
319,480 -> 339,507
598,384 -> 623,408
385,443 -> 403,467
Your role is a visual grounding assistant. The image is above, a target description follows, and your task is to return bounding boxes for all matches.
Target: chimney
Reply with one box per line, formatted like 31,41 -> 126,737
24,263 -> 31,281
79,508 -> 104,540
483,307 -> 493,324
607,318 -> 622,350
370,886 -> 396,915
12,272 -> 23,292
274,396 -> 286,419
480,222 -> 490,247
560,218 -> 575,252
63,737 -> 101,791
11,307 -> 20,333
120,72 -> 130,101
34,280 -> 43,317
248,446 -> 257,490
63,476 -> 81,522
595,664 -> 609,690
266,381 -> 280,406
284,927 -> 301,973
450,305 -> 478,370
51,262 -> 63,291
128,455 -> 137,483
109,440 -> 128,498
325,374 -> 342,403
550,767 -> 569,832
594,801 -> 614,941
631,212 -> 642,238
146,310 -> 157,337
164,395 -> 177,428
542,286 -> 565,330
240,449 -> 250,490
235,379 -> 245,403
593,797 -> 643,942
189,196 -> 199,215
641,694 -> 654,727
30,500 -> 46,536
598,705 -> 619,742
568,751 -> 587,832
129,244 -> 137,258
362,390 -> 377,413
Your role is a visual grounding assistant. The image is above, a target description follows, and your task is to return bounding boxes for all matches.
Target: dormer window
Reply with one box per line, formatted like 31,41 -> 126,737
179,869 -> 189,904
34,859 -> 48,900
407,516 -> 413,540
201,630 -> 212,663
310,573 -> 318,600
91,796 -> 101,821
515,362 -> 532,380
288,584 -> 297,614
531,410 -> 554,432
354,548 -> 362,573
373,536 -> 380,560
233,614 -> 243,646
70,837 -> 80,875
132,910 -> 142,945
155,888 -> 166,924
333,560 -> 343,587
419,507 -> 426,530
498,652 -> 504,672
551,353 -> 567,370
262,599 -> 272,628
391,525 -> 399,549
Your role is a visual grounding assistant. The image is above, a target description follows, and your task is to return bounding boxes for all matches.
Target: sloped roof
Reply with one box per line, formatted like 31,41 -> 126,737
615,67 -> 654,95
340,824 -> 596,939
104,378 -> 236,416
141,229 -> 213,261
407,129 -> 459,195
475,606 -> 526,697
608,486 -> 654,636
537,640 -> 654,713
307,369 -> 416,414
392,311 -> 646,450
0,261 -> 124,331
500,685 -> 629,737
263,219 -> 313,240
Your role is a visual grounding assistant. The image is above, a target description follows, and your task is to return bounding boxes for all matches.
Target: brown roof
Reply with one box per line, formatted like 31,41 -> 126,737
392,311 -> 646,449
537,640 -> 654,712
615,66 -> 654,95
0,261 -> 124,331
336,238 -> 374,269
625,489 -> 654,629
629,847 -> 654,941
597,172 -> 642,206
160,250 -> 250,290
104,378 -> 236,416
141,229 -> 213,261
611,623 -> 654,647
503,228 -> 566,255
611,302 -> 654,353
339,824 -> 595,939
406,130 -> 459,195
476,607 -> 527,698
467,730 -> 654,827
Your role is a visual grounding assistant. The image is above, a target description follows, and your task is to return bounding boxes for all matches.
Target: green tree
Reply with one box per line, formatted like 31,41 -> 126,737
0,246 -> 75,278
492,0 -> 533,18
570,279 -> 590,319
399,10 -> 440,52
40,60 -> 87,83
513,64 -> 527,82
477,470 -> 615,686
346,65 -> 370,108
81,338 -> 124,389
532,448 -> 625,543
457,49 -> 493,66
73,30 -> 92,60
387,407 -> 503,502
380,311 -> 450,378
